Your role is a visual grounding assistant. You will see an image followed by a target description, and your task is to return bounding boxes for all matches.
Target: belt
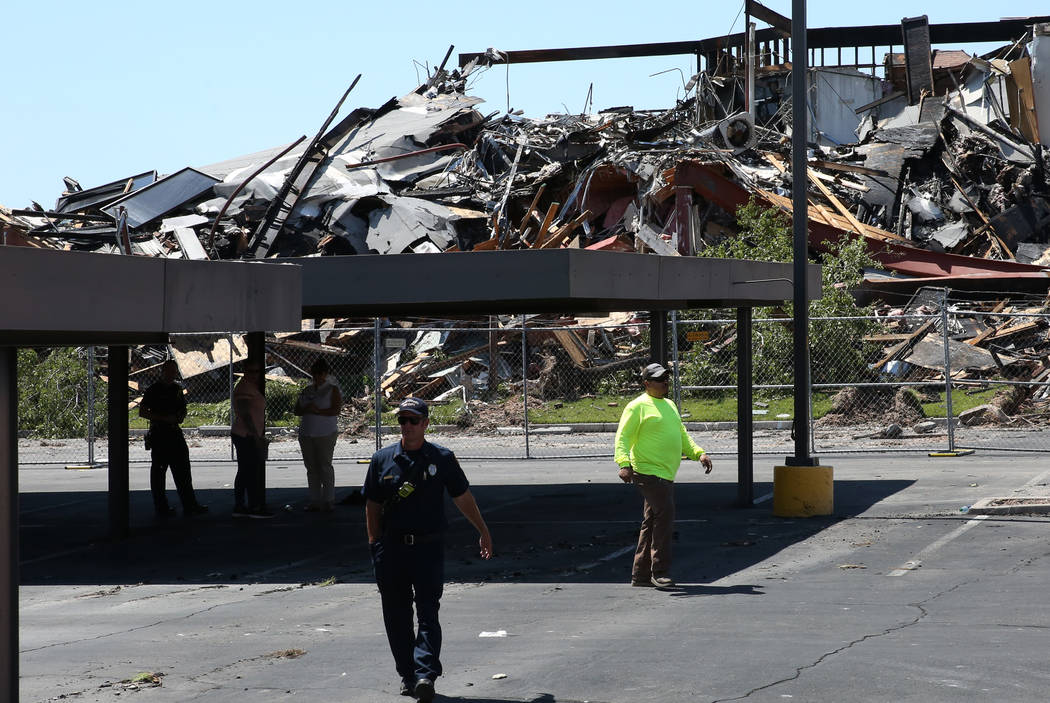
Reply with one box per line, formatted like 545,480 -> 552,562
388,532 -> 443,546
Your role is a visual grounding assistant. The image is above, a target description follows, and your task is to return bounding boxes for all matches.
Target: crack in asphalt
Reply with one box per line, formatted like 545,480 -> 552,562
18,579 -> 346,656
709,582 -> 969,702
20,597 -> 234,654
1007,549 -> 1050,573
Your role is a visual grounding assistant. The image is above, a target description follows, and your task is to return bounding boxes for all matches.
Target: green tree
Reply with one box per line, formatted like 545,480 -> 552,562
681,197 -> 882,390
18,348 -> 108,438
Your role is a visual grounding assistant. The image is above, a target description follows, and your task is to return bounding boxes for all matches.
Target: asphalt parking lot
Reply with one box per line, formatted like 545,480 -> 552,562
18,450 -> 1050,702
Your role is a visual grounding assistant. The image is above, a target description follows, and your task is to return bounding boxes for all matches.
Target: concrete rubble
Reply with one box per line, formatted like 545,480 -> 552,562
3,15 -> 1050,426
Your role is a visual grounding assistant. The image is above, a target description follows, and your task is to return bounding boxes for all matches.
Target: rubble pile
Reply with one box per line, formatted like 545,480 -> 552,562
4,28 -> 1050,271
4,18 -> 1050,424
840,285 -> 1050,427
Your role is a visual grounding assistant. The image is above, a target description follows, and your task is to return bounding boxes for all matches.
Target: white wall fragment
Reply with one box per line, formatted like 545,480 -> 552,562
1029,24 -> 1050,144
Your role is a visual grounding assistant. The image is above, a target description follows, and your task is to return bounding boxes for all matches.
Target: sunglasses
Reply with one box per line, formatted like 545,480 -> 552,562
397,416 -> 423,425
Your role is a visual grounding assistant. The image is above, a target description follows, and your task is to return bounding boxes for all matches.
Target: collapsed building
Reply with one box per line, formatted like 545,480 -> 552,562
3,13 -> 1050,422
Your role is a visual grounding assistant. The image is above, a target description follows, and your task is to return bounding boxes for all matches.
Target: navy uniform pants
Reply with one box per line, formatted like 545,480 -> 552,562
371,537 -> 444,683
149,426 -> 198,513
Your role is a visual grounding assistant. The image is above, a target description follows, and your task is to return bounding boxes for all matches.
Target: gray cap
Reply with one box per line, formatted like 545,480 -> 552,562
642,362 -> 669,381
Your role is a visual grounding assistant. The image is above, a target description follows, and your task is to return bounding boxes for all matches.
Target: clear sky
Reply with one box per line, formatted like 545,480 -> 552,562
2,1 -> 1047,209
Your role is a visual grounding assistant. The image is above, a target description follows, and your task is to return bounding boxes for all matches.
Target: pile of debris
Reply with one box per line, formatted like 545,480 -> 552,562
4,17 -> 1050,421
4,25 -> 1049,279
812,285 -> 1050,429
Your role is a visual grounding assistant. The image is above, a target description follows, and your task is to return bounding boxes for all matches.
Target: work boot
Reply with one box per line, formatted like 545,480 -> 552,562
414,677 -> 435,702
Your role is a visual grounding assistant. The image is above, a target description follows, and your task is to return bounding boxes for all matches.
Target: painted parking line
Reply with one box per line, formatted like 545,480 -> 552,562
577,545 -> 635,571
887,468 -> 1050,577
888,515 -> 988,577
1020,469 -> 1050,490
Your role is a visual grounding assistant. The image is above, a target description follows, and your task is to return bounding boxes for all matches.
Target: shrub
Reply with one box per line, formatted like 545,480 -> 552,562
18,348 -> 108,439
265,379 -> 306,426
682,197 -> 883,390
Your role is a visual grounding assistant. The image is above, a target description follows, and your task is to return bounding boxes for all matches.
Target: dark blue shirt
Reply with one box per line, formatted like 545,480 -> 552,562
142,380 -> 187,429
362,440 -> 469,534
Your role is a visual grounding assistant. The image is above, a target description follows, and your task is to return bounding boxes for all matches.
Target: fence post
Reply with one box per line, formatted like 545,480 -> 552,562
941,288 -> 956,452
228,334 -> 235,461
521,315 -> 530,459
86,346 -> 96,467
374,318 -> 382,452
671,310 -> 682,412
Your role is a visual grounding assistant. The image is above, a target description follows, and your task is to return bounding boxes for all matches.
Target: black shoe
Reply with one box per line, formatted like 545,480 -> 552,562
184,504 -> 209,516
232,505 -> 250,518
399,679 -> 414,696
247,508 -> 275,519
155,507 -> 176,519
414,677 -> 435,702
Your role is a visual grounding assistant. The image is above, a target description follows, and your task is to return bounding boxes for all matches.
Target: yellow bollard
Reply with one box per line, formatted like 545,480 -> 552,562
773,464 -> 834,517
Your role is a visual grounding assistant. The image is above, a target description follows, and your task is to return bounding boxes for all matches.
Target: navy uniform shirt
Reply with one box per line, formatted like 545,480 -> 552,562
142,380 -> 187,429
363,440 -> 469,534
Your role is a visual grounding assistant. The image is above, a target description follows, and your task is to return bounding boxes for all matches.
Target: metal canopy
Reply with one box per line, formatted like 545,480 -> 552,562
299,249 -> 820,317
0,248 -> 303,703
3,247 -> 818,701
0,247 -> 302,345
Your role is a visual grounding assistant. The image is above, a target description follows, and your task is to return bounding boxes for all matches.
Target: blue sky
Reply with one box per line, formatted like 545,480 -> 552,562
2,1 -> 1046,209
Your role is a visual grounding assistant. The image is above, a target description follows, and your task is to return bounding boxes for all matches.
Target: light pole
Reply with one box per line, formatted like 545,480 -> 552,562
788,0 -> 817,469
773,0 -> 834,517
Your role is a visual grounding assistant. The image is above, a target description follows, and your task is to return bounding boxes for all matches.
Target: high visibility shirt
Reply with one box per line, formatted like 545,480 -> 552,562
614,392 -> 705,481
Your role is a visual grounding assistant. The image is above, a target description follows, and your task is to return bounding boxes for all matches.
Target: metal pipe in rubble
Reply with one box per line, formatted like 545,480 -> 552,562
344,143 -> 468,171
205,135 -> 307,255
788,0 -> 817,467
747,21 -> 756,121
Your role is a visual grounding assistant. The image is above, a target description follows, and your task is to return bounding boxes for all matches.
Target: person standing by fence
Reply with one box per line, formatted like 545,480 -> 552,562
231,362 -> 272,519
615,362 -> 713,588
294,358 -> 342,512
139,359 -> 208,518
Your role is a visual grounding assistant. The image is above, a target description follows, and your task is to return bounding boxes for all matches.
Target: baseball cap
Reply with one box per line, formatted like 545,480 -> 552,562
396,397 -> 429,418
641,362 -> 669,381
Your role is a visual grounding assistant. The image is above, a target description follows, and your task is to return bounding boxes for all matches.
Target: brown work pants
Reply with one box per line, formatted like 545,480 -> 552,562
632,472 -> 675,581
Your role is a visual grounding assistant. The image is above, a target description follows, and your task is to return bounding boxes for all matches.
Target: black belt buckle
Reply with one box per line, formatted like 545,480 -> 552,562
403,534 -> 416,545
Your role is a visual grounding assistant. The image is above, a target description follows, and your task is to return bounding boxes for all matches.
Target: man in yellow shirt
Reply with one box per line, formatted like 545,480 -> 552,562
615,362 -> 713,588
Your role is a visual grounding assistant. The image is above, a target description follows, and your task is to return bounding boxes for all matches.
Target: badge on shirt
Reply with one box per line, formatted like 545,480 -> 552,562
428,464 -> 437,476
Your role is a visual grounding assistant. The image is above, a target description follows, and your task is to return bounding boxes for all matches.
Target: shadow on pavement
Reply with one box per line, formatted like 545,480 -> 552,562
19,479 -> 913,587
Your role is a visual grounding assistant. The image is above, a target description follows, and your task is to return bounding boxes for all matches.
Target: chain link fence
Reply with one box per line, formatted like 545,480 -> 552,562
16,304 -> 1050,466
